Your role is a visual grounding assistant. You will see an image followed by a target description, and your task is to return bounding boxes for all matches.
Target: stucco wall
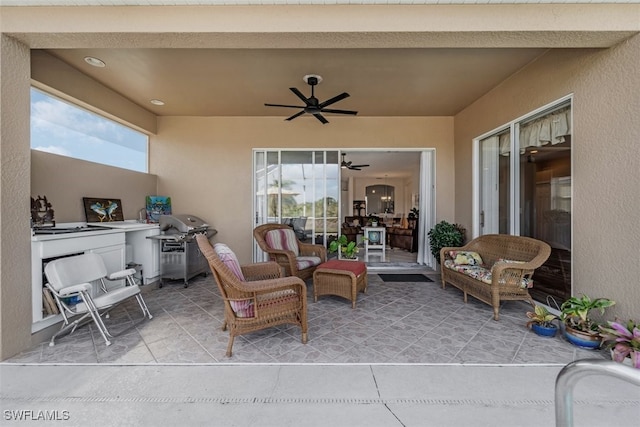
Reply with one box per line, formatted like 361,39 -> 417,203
454,35 -> 640,321
31,151 -> 159,223
151,116 -> 454,264
0,35 -> 33,359
31,51 -> 157,135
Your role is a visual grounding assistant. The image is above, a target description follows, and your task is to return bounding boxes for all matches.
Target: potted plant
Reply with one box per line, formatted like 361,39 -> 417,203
328,235 -> 359,260
408,208 -> 419,219
427,220 -> 464,264
599,319 -> 639,368
367,214 -> 380,227
560,294 -> 615,349
526,305 -> 559,337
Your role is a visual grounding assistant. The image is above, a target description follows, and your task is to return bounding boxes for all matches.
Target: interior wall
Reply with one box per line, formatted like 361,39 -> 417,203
454,35 -> 640,321
31,150 -> 159,222
353,177 -> 406,217
151,116 -> 454,263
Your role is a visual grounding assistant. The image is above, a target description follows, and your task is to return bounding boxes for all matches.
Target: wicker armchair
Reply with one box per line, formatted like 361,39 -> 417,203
196,234 -> 308,357
253,223 -> 327,281
440,234 -> 551,320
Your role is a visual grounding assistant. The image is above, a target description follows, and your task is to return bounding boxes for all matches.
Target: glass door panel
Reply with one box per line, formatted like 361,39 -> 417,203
520,134 -> 572,306
253,150 -> 339,260
479,131 -> 510,235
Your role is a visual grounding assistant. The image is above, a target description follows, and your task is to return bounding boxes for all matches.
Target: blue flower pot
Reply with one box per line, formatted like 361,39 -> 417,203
532,323 -> 558,338
563,325 -> 602,349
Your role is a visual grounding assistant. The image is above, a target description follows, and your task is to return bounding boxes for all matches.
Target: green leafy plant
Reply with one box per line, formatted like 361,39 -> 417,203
526,305 -> 558,328
427,220 -> 464,264
328,235 -> 359,259
367,214 -> 380,226
560,294 -> 615,335
599,319 -> 640,368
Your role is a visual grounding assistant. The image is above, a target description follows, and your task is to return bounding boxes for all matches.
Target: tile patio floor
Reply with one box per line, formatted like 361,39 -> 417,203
6,263 -> 608,365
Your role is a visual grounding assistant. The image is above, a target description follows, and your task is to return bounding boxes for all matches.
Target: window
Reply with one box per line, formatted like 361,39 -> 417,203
30,87 -> 148,173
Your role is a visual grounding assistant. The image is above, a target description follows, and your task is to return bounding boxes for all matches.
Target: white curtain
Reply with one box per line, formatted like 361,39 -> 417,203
416,150 -> 435,267
499,107 -> 571,155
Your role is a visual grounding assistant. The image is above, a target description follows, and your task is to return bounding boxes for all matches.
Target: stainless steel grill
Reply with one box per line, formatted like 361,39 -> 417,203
152,214 -> 217,288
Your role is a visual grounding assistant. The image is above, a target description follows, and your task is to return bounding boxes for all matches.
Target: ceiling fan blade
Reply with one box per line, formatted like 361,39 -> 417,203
290,87 -> 311,105
350,167 -> 362,171
350,164 -> 369,168
313,113 -> 329,124
320,108 -> 358,115
285,110 -> 306,121
265,103 -> 305,109
318,92 -> 349,109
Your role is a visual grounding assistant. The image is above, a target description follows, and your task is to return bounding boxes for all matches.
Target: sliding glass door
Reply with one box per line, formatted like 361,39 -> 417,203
475,99 -> 572,306
253,150 -> 339,261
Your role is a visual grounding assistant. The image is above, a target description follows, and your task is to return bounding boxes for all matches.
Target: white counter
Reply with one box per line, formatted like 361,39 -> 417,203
90,222 -> 161,285
87,221 -> 159,231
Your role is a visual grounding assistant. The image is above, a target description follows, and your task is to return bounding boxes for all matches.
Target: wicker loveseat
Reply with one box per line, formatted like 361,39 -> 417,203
440,234 -> 551,320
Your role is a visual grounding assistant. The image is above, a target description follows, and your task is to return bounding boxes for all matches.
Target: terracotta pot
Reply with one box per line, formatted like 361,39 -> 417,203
563,324 -> 602,349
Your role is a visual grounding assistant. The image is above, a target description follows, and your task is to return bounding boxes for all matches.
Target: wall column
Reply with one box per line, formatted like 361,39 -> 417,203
0,34 -> 33,359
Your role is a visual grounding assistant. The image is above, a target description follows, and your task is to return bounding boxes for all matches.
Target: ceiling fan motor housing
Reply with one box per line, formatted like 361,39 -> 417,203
303,74 -> 322,85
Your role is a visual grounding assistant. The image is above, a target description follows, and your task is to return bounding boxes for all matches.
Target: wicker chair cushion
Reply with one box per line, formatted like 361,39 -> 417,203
449,250 -> 484,266
318,259 -> 367,276
443,260 -> 532,288
265,228 -> 300,256
214,243 -> 245,281
229,299 -> 255,318
296,256 -> 322,271
213,244 -> 255,317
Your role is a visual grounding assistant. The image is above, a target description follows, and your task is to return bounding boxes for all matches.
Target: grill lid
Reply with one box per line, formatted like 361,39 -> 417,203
159,214 -> 209,233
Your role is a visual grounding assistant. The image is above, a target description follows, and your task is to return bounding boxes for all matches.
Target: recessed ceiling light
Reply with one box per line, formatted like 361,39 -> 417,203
84,56 -> 106,68
150,99 -> 165,106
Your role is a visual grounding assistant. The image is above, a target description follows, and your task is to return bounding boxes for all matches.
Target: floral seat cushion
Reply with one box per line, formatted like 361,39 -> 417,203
443,259 -> 533,289
448,250 -> 484,266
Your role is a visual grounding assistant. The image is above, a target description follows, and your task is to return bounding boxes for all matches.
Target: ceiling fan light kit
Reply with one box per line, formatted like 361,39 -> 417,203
265,74 -> 358,124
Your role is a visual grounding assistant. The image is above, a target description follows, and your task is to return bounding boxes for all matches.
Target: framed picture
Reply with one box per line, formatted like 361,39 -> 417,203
146,196 -> 172,223
83,197 -> 124,222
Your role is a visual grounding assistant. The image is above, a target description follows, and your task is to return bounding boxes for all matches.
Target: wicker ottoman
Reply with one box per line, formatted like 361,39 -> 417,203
313,259 -> 368,309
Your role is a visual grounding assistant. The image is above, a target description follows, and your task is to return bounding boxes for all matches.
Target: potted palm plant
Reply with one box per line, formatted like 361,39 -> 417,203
560,294 -> 615,349
328,235 -> 359,260
599,319 -> 639,368
526,305 -> 559,337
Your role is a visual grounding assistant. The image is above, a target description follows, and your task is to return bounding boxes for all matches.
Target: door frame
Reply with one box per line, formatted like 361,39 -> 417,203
252,148 -> 436,267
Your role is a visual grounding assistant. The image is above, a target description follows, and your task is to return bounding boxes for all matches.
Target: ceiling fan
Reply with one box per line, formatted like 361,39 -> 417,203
264,74 -> 358,124
341,153 -> 369,171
